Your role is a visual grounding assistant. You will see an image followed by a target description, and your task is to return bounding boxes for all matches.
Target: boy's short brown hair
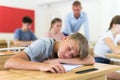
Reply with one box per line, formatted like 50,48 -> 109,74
73,1 -> 81,6
22,16 -> 32,24
69,32 -> 89,60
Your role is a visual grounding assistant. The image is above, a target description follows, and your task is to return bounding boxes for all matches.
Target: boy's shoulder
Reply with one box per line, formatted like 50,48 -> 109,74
37,37 -> 55,44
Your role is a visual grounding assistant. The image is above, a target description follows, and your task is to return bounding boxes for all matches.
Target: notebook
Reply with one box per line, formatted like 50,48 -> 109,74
62,64 -> 83,72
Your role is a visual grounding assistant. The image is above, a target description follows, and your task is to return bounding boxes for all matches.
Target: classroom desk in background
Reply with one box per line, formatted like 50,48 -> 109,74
0,47 -> 26,52
0,40 -> 7,48
0,40 -> 14,48
105,53 -> 120,63
2,63 -> 119,80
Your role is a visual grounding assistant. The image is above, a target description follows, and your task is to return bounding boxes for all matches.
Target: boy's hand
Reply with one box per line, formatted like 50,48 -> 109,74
40,62 -> 65,73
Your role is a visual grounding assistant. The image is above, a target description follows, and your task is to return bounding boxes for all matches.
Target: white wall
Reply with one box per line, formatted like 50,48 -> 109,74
0,0 -> 53,40
38,0 -> 120,41
0,0 -> 120,42
0,0 -> 35,40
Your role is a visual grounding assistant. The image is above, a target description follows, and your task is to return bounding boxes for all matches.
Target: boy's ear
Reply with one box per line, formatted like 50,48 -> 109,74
81,6 -> 83,10
62,36 -> 68,40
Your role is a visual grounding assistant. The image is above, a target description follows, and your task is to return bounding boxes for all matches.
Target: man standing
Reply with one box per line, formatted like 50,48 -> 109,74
62,1 -> 89,41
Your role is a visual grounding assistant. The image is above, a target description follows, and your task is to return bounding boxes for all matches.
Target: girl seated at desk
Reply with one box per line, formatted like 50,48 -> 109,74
94,15 -> 120,64
45,18 -> 65,41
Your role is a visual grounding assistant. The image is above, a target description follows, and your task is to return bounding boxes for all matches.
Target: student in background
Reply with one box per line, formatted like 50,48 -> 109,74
45,18 -> 64,41
94,15 -> 120,64
5,32 -> 95,73
115,34 -> 120,46
14,16 -> 37,47
62,1 -> 89,41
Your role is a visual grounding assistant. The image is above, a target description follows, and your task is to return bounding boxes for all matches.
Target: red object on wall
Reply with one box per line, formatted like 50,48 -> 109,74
0,6 -> 35,33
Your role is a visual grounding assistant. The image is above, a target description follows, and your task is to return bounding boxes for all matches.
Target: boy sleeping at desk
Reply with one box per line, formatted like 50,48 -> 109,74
4,32 -> 95,73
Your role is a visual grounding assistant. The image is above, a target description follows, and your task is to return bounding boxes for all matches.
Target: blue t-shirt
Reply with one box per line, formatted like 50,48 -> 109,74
14,28 -> 37,41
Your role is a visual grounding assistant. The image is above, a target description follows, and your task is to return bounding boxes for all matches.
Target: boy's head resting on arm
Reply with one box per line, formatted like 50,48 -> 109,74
56,32 -> 89,60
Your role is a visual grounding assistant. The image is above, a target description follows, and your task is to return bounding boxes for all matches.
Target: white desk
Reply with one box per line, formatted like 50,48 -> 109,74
105,53 -> 120,62
0,47 -> 26,52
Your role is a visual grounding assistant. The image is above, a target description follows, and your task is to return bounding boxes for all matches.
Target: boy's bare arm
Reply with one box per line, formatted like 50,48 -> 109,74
44,55 -> 95,65
4,51 -> 65,73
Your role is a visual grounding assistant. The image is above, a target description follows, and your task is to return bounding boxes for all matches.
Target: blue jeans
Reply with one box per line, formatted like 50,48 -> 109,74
95,57 -> 111,64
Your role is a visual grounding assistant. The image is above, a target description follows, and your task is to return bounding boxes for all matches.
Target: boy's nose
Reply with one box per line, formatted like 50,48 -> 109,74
66,53 -> 72,58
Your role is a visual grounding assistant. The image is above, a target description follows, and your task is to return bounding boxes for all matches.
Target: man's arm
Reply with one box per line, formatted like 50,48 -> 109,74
83,13 -> 90,41
4,51 -> 65,73
44,55 -> 95,65
62,14 -> 73,35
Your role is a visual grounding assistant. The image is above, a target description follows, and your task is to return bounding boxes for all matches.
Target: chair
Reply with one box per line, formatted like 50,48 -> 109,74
0,40 -> 7,48
89,48 -> 94,57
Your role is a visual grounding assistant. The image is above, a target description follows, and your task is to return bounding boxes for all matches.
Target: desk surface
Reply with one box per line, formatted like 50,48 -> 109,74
105,53 -> 120,59
0,51 -> 17,56
0,71 -> 39,80
9,63 -> 120,80
0,51 -> 17,70
0,40 -> 6,44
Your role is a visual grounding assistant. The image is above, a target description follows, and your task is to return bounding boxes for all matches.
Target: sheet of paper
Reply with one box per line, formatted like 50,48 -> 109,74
62,64 -> 83,72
